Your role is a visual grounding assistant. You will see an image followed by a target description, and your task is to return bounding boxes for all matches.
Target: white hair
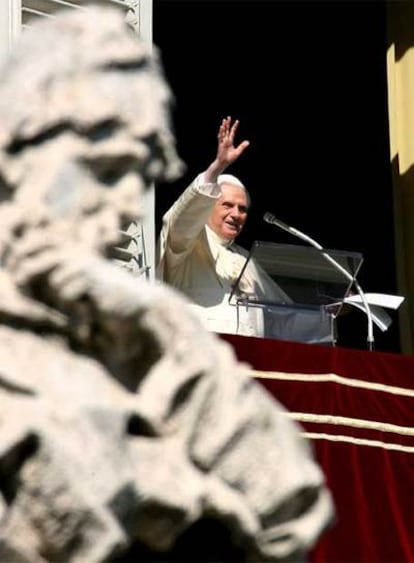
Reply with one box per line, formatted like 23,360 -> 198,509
217,174 -> 251,207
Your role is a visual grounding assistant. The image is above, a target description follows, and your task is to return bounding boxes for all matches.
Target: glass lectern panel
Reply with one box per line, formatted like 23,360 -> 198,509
231,241 -> 363,308
229,241 -> 364,345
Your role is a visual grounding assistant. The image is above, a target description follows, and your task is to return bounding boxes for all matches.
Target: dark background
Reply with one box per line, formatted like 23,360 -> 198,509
153,0 -> 400,353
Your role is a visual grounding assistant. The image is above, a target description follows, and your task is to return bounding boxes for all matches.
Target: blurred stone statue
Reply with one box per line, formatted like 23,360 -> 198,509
0,5 -> 334,562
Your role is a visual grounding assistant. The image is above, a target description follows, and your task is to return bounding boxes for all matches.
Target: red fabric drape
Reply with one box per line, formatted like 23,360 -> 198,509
220,334 -> 414,563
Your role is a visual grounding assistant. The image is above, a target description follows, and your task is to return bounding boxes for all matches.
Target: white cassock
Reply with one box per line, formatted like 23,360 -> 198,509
156,173 -> 292,337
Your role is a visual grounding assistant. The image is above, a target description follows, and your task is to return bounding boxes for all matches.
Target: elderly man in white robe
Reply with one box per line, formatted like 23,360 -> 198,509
157,116 -> 291,337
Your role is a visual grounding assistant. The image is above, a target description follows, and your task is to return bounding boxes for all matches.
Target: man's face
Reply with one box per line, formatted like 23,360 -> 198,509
207,183 -> 249,241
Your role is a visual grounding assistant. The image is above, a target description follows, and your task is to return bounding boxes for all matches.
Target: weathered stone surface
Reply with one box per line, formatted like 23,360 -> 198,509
0,6 -> 334,562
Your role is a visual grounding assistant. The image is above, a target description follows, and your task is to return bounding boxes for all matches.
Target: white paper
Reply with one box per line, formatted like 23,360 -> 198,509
328,293 -> 404,332
342,301 -> 392,332
343,293 -> 404,310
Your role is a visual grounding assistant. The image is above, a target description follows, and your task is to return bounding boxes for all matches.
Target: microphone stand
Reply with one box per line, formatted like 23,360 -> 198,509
263,213 -> 374,350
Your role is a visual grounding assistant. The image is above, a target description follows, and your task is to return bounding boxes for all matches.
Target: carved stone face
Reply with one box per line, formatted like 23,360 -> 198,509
0,6 -> 184,260
9,123 -> 167,254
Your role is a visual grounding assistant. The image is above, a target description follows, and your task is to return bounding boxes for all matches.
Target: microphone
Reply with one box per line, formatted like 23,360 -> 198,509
263,212 -> 375,350
264,212 -> 322,247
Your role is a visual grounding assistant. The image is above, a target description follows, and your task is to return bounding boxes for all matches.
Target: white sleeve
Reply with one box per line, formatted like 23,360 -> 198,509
195,172 -> 221,197
156,173 -> 221,278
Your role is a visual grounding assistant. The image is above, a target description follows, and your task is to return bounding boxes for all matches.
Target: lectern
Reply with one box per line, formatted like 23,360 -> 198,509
229,241 -> 364,345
